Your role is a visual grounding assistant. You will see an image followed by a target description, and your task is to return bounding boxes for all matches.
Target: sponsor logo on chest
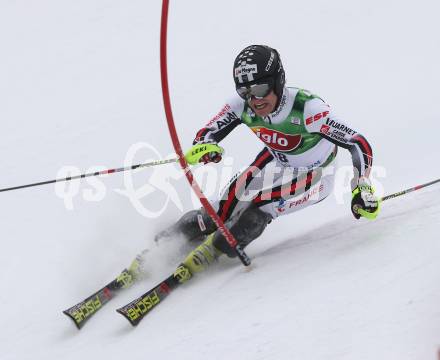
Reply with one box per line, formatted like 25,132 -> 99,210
325,119 -> 355,135
305,110 -> 329,125
251,127 -> 302,152
291,117 -> 301,125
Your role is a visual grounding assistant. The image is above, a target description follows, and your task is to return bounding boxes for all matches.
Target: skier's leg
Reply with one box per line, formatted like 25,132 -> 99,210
180,204 -> 273,274
131,149 -> 273,277
208,164 -> 336,259
203,147 -> 277,258
156,147 -> 273,245
155,146 -> 273,247
214,147 -> 274,222
179,149 -> 276,272
155,208 -> 217,243
135,148 -> 276,277
177,162 -> 336,276
211,204 -> 273,257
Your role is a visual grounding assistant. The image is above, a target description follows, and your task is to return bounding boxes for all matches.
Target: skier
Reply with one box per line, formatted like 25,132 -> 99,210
131,45 -> 380,282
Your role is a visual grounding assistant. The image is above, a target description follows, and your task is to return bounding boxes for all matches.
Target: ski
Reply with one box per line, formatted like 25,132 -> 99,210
116,264 -> 191,326
63,269 -> 136,329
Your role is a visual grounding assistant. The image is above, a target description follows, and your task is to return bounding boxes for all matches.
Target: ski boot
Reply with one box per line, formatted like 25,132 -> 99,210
171,234 -> 220,285
181,233 -> 222,275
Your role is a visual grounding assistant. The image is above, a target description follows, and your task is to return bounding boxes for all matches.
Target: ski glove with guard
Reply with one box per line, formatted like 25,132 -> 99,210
351,177 -> 381,220
185,142 -> 223,165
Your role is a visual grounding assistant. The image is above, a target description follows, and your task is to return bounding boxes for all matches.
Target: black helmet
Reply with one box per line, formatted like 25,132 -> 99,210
233,45 -> 285,100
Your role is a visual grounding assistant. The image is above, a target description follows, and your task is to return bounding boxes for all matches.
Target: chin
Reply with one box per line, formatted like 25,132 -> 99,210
251,104 -> 269,116
255,107 -> 273,117
256,110 -> 270,117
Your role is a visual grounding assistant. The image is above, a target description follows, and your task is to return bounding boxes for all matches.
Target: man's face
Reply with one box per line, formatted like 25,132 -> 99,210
248,90 -> 278,117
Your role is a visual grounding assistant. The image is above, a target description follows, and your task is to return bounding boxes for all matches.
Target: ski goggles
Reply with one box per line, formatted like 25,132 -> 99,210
236,82 -> 273,100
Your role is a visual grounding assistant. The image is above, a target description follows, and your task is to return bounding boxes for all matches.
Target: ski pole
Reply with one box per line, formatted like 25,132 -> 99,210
0,158 -> 178,193
381,177 -> 440,202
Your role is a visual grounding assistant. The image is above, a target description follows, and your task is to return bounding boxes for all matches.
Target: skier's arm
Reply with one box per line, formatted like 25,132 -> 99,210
304,98 -> 373,182
193,97 -> 244,145
305,98 -> 379,220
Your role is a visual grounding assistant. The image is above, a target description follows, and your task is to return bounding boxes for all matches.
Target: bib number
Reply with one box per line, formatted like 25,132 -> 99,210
274,151 -> 288,164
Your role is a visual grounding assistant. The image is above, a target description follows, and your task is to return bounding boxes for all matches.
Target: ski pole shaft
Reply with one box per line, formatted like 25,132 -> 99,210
381,177 -> 440,202
0,158 -> 178,193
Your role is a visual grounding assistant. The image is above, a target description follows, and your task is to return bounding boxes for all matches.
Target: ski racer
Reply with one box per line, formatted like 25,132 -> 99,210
131,45 -> 380,282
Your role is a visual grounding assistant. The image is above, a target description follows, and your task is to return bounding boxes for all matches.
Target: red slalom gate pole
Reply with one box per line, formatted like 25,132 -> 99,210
159,0 -> 250,266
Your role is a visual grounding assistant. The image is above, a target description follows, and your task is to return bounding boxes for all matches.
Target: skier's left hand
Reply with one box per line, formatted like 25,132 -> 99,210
351,177 -> 381,220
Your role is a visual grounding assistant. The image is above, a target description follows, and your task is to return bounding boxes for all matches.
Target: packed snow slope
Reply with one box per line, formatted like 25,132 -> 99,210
1,1 -> 440,359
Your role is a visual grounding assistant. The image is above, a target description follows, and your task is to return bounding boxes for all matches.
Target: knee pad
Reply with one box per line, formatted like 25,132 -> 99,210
155,208 -> 217,243
175,209 -> 217,241
213,206 -> 272,257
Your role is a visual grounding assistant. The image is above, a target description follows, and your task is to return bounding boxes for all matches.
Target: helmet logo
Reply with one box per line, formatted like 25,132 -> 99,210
265,51 -> 275,71
234,64 -> 258,84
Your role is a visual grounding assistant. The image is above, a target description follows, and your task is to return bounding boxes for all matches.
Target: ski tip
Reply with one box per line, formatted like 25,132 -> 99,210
62,310 -> 83,330
116,308 -> 139,327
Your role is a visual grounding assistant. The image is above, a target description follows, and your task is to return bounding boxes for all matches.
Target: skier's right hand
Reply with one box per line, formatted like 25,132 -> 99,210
185,142 -> 224,165
200,149 -> 223,164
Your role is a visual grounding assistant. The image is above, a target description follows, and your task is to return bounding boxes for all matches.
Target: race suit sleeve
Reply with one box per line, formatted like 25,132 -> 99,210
193,95 -> 245,145
304,98 -> 373,181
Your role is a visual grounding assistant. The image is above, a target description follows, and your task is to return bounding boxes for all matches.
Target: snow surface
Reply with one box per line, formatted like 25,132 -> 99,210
1,1 -> 440,359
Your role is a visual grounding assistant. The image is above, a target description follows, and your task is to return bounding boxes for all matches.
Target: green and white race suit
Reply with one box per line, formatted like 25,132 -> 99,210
193,87 -> 373,220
